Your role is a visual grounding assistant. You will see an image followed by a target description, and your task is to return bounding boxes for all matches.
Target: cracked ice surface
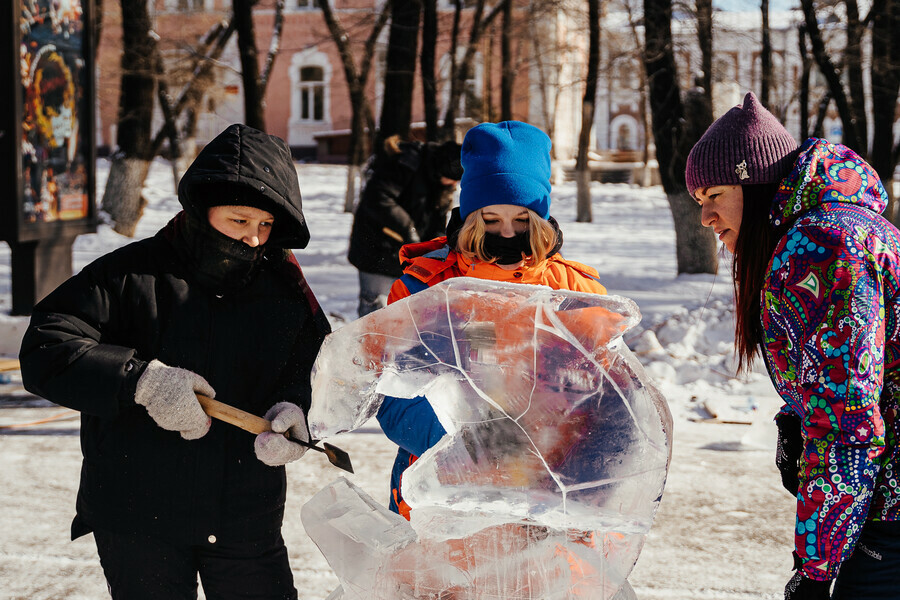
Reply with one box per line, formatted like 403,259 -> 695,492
306,279 -> 672,599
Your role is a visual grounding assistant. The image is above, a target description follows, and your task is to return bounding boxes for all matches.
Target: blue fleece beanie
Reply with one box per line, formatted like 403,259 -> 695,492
459,121 -> 552,221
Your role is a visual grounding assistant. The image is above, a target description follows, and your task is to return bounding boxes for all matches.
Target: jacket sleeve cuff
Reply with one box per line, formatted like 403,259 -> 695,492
797,554 -> 837,582
120,357 -> 148,409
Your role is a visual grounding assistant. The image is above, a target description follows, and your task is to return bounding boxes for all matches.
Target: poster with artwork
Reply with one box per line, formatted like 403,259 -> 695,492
20,0 -> 89,223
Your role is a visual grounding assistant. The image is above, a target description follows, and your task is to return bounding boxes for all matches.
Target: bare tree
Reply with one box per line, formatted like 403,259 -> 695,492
151,20 -> 237,181
800,0 -> 900,222
643,0 -> 717,274
500,0 -> 514,121
233,0 -> 285,131
528,4 -> 559,149
620,0 -> 652,185
799,0 -> 865,155
695,0 -> 712,108
422,0 -> 439,140
319,0 -> 391,211
575,0 -> 601,223
101,0 -> 158,237
378,0 -> 422,149
870,0 -> 900,219
441,0 -> 511,140
760,0 -> 772,108
797,22 -> 811,140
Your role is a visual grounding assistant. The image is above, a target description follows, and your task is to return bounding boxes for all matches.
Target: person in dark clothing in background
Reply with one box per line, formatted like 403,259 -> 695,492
19,124 -> 331,600
347,134 -> 463,317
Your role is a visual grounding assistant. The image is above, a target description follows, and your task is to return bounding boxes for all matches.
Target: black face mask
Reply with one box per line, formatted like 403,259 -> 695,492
483,231 -> 531,265
176,214 -> 268,293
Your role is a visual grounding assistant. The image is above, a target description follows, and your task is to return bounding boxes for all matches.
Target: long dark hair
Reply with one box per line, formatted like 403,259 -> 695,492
732,182 -> 785,373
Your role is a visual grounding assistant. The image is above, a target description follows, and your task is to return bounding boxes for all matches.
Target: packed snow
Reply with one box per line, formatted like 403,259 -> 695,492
0,158 -> 798,599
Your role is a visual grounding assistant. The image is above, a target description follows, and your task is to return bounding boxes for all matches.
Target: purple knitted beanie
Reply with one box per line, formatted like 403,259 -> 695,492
685,92 -> 798,198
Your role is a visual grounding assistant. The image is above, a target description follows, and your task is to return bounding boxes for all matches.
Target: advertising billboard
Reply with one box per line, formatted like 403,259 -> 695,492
3,0 -> 96,243
21,0 -> 92,224
2,0 -> 96,313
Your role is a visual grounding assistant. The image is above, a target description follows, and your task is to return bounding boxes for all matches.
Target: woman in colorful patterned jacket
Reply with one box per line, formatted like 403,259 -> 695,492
686,92 -> 900,600
376,120 -> 608,519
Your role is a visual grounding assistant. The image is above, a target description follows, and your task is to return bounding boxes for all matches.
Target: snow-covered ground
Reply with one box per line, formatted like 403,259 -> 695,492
0,159 -> 796,599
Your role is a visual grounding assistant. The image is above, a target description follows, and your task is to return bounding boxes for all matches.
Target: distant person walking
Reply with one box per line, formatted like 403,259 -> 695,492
19,124 -> 331,600
348,135 -> 463,317
686,92 -> 900,600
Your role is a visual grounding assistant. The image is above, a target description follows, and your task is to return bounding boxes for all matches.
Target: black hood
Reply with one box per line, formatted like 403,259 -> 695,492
178,124 -> 310,249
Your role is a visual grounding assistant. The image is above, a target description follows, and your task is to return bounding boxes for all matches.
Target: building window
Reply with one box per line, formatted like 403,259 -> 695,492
298,66 -> 325,122
291,0 -> 320,9
163,0 -> 209,11
438,0 -> 481,8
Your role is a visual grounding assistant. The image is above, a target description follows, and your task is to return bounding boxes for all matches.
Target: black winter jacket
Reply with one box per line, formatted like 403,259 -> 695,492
348,141 -> 455,278
19,125 -> 330,544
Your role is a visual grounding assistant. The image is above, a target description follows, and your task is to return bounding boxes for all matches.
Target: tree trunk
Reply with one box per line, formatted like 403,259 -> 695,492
812,92 -> 831,138
696,0 -> 712,105
760,0 -> 772,108
500,0 -> 513,121
378,0 -> 422,149
441,0 -> 510,140
845,0 -> 867,158
870,0 -> 900,223
799,0 -> 863,154
694,0 -> 714,125
624,0 -> 652,186
234,0 -> 265,131
576,0 -> 600,223
422,0 -> 439,140
319,0 -> 390,211
101,0 -> 157,237
798,23 -> 811,141
529,16 -> 556,153
643,0 -> 717,274
93,0 -> 104,58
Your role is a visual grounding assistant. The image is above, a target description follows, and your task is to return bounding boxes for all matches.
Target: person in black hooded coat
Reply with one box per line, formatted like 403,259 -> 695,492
347,135 -> 462,317
19,124 -> 331,600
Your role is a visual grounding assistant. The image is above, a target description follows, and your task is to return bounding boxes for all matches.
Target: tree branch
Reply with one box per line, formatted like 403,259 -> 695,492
260,0 -> 285,94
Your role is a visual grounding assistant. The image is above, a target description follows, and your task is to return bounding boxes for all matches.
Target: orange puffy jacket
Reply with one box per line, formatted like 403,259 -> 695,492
388,237 -> 606,303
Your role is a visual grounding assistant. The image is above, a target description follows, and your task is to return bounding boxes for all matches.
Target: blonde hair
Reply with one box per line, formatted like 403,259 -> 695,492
383,134 -> 404,155
456,208 -> 557,267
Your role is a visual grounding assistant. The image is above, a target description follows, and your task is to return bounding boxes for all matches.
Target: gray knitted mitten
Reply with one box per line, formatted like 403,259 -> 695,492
134,359 -> 214,440
254,402 -> 309,466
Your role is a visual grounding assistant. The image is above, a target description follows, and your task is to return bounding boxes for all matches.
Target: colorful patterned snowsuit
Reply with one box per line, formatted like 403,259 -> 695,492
762,138 -> 900,580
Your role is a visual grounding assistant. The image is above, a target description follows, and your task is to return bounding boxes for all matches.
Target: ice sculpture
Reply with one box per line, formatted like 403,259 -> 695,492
305,279 -> 672,599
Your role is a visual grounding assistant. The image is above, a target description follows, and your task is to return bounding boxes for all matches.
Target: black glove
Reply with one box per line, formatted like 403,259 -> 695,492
784,570 -> 832,599
775,412 -> 803,494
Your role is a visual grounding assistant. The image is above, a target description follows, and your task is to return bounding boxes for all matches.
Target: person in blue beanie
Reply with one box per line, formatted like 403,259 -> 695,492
374,120 -> 608,518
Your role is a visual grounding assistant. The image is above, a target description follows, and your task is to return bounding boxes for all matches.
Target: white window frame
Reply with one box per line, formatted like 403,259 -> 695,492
286,0 -> 320,11
161,0 -> 213,12
288,50 -> 332,146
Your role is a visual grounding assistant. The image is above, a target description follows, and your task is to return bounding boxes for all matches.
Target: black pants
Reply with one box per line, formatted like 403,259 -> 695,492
93,528 -> 298,600
831,520 -> 900,600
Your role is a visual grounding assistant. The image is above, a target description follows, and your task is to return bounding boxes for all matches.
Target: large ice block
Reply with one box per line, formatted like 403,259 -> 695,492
306,279 -> 672,599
